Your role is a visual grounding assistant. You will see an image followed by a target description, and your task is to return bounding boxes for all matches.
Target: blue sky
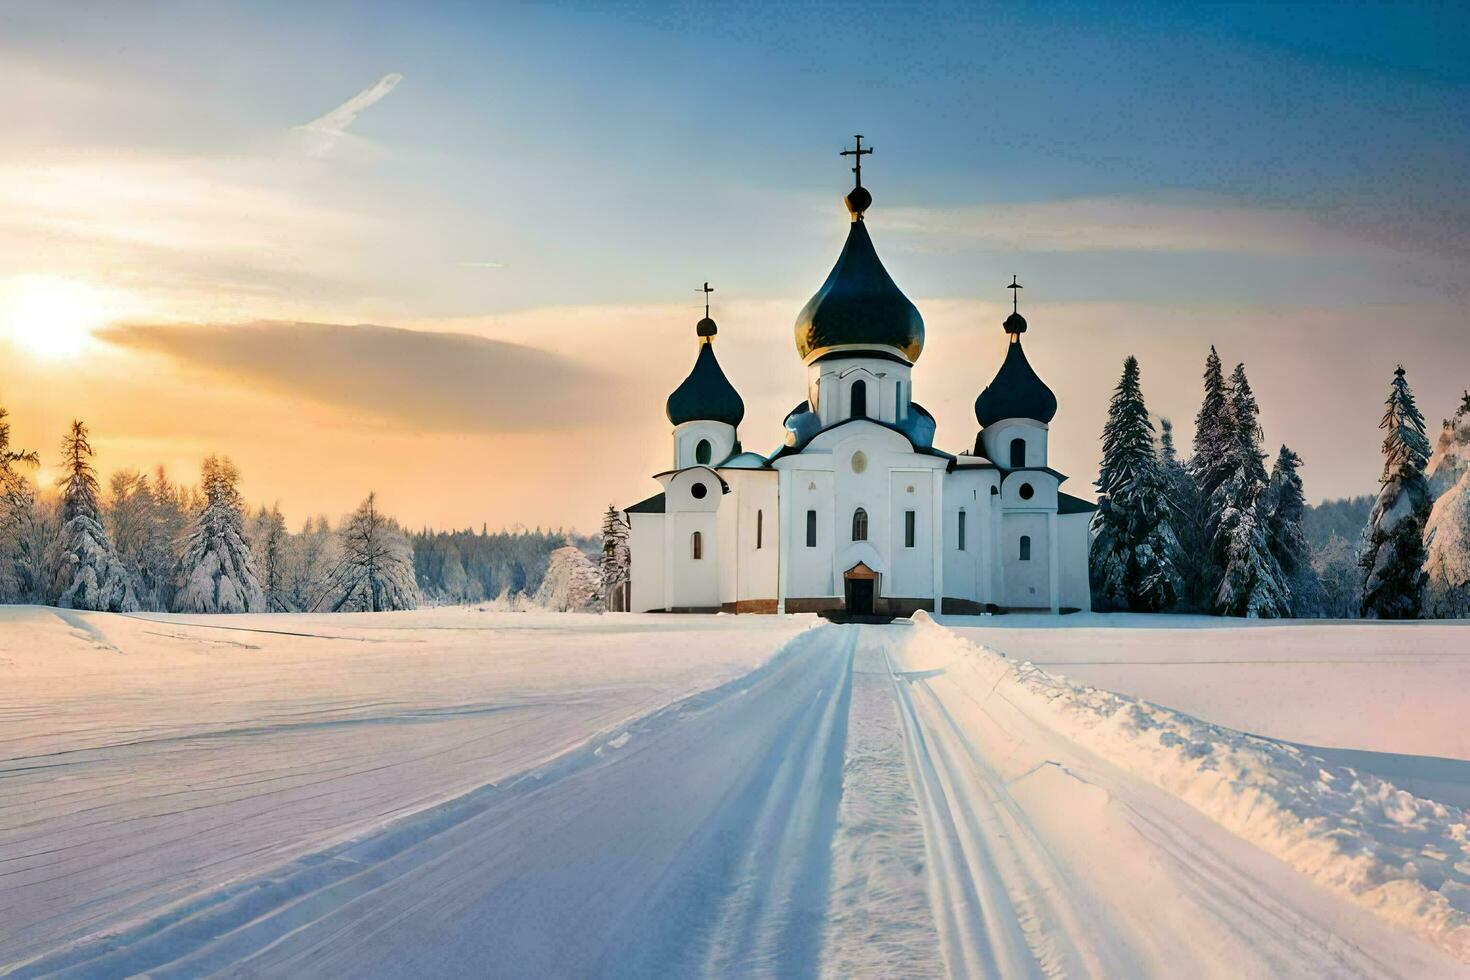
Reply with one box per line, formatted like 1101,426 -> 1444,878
2,2 -> 1468,526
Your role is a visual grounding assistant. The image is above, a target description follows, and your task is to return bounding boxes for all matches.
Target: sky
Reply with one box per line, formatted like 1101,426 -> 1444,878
2,1 -> 1468,531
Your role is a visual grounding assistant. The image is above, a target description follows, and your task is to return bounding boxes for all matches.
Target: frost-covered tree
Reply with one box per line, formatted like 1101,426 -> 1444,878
314,493 -> 419,612
1312,532 -> 1361,618
248,504 -> 292,611
1359,366 -> 1431,619
51,421 -> 138,611
1265,446 -> 1322,616
599,505 -> 631,612
286,515 -> 335,611
1188,347 -> 1235,604
1424,469 -> 1470,617
1158,417 -> 1204,606
535,543 -> 603,612
1089,356 -> 1183,611
175,455 -> 263,613
1211,365 -> 1291,617
0,405 -> 42,601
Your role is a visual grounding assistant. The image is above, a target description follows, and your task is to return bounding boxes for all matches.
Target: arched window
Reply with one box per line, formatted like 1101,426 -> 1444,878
691,531 -> 703,560
756,509 -> 763,549
850,379 -> 867,419
957,509 -> 967,551
695,439 -> 712,465
1010,437 -> 1026,468
805,509 -> 818,547
851,507 -> 868,541
1019,535 -> 1031,561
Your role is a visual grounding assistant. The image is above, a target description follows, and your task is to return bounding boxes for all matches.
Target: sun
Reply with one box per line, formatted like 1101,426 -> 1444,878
1,276 -> 106,359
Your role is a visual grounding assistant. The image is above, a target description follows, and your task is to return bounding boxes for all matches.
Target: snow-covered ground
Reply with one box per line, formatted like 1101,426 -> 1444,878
2,606 -> 1467,976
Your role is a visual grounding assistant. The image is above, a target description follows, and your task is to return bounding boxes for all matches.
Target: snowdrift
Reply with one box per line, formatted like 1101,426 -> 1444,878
903,612 -> 1470,962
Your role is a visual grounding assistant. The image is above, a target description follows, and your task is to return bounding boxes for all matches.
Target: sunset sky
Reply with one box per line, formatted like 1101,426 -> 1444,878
3,2 -> 1468,531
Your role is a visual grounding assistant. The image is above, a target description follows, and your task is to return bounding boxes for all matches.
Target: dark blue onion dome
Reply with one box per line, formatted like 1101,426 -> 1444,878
666,316 -> 745,427
794,205 -> 925,365
974,314 -> 1057,427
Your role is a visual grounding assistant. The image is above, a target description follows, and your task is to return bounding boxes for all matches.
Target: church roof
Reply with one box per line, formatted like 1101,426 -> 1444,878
666,321 -> 745,428
624,492 -> 666,514
974,339 -> 1058,427
793,209 -> 924,366
766,402 -> 953,464
1058,491 -> 1098,514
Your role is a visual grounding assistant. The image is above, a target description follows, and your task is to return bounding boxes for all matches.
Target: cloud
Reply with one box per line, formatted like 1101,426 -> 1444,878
296,73 -> 403,155
97,320 -> 627,433
882,193 -> 1390,258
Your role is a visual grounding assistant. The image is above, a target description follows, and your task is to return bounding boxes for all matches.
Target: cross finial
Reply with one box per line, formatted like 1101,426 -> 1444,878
699,281 -> 714,319
840,134 -> 873,189
1008,275 -> 1023,313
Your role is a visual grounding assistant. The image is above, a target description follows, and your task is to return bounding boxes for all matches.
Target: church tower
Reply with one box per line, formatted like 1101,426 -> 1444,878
665,284 -> 744,469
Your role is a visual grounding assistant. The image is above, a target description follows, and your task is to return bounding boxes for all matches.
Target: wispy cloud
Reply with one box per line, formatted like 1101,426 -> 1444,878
296,73 -> 403,155
97,320 -> 627,433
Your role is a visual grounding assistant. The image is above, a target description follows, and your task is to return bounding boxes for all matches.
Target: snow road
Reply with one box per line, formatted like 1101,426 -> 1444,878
4,612 -> 1466,976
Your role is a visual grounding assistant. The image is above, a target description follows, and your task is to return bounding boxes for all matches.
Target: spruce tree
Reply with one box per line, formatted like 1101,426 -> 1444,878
599,505 -> 631,612
1265,445 -> 1322,615
1158,417 -> 1204,605
175,455 -> 264,613
51,421 -> 138,611
1360,365 -> 1431,618
1188,347 -> 1234,603
249,504 -> 292,611
1089,356 -> 1183,611
1212,365 -> 1291,617
0,405 -> 41,601
314,493 -> 419,612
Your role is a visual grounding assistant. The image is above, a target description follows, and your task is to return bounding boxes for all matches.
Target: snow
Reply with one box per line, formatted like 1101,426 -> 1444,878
3,606 -> 1468,976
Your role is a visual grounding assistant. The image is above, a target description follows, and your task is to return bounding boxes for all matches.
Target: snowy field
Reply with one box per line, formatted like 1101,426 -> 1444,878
1,606 -> 1467,977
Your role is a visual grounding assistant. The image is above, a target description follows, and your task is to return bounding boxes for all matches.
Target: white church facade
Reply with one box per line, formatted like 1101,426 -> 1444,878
623,150 -> 1093,616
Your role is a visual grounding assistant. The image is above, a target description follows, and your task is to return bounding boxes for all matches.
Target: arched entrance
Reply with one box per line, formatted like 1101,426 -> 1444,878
844,562 -> 878,616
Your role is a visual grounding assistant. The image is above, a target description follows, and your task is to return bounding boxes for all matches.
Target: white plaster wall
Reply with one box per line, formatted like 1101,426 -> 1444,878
1002,512 -> 1050,608
980,418 -> 1050,468
1000,470 -> 1059,510
1058,512 -> 1093,611
782,468 -> 836,598
670,511 -> 719,608
942,469 -> 997,603
808,357 -> 912,427
627,513 -> 665,612
718,470 -> 779,604
887,468 -> 934,598
673,420 -> 737,470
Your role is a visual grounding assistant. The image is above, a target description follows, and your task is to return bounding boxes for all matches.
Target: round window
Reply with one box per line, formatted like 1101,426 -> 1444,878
1019,482 -> 1035,500
691,482 -> 708,500
851,450 -> 867,474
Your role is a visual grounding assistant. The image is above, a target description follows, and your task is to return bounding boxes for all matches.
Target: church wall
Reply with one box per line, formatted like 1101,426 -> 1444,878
673,420 -> 737,470
980,418 -> 1050,468
716,470 -> 779,608
1001,512 -> 1050,608
809,356 -> 912,427
887,468 -> 935,599
942,469 -> 996,606
782,467 -> 837,599
1058,512 -> 1093,612
627,513 -> 665,613
669,510 -> 720,609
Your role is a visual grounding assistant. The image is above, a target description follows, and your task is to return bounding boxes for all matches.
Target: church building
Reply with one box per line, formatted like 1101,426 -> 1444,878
623,142 -> 1094,616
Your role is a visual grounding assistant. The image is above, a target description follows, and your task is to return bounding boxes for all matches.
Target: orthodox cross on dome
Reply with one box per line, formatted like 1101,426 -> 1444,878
1008,275 -> 1023,313
695,281 -> 717,339
840,134 -> 873,189
699,281 -> 714,318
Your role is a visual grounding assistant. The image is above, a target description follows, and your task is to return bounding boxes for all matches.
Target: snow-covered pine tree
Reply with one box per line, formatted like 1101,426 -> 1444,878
1089,356 -> 1184,612
106,469 -> 155,605
174,455 -> 264,613
1265,445 -> 1323,616
1312,532 -> 1360,618
314,493 -> 419,612
287,515 -> 335,611
536,542 -> 603,612
1188,347 -> 1235,603
0,405 -> 41,601
144,467 -> 189,611
248,504 -> 292,611
51,421 -> 138,612
1158,417 -> 1204,606
1211,365 -> 1291,617
599,505 -> 630,612
1359,365 -> 1432,619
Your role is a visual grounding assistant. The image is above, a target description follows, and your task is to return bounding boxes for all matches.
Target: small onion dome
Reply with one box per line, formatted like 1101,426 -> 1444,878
794,219 -> 924,365
974,339 -> 1057,427
1003,310 -> 1028,335
844,185 -> 872,219
666,322 -> 745,427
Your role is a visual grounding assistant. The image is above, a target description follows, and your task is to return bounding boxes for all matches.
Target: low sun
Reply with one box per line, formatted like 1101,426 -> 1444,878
1,277 -> 106,359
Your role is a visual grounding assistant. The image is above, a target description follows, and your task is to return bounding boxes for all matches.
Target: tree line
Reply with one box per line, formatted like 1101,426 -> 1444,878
1090,349 -> 1469,618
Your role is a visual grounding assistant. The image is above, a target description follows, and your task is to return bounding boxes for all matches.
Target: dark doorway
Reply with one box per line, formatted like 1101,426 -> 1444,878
846,577 -> 874,616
